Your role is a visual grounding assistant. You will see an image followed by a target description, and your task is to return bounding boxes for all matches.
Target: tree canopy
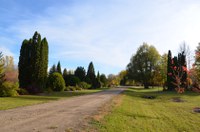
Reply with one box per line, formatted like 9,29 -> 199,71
127,43 -> 160,88
74,66 -> 86,82
0,52 -> 5,85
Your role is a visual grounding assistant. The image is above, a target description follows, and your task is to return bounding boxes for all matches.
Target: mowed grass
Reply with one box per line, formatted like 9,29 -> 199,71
0,88 -> 108,110
93,87 -> 200,132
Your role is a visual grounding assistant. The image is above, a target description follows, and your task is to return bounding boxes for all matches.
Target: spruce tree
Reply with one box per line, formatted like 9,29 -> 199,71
49,64 -> 56,75
96,71 -> 101,88
97,71 -> 100,81
74,66 -> 86,81
167,50 -> 173,90
63,68 -> 67,77
62,68 -> 68,86
57,61 -> 62,74
86,62 -> 96,85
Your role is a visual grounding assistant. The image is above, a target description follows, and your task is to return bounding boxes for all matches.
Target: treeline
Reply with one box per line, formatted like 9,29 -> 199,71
0,31 -> 109,96
2,31 -> 200,96
48,61 -> 108,91
121,42 -> 200,92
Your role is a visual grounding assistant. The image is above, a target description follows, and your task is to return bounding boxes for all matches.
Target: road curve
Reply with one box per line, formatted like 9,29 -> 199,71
0,87 -> 126,132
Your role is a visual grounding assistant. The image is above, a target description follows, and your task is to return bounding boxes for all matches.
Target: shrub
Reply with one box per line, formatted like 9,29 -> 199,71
47,72 -> 66,92
17,88 -> 29,95
66,86 -> 76,91
78,82 -> 91,89
0,82 -> 19,97
75,85 -> 82,90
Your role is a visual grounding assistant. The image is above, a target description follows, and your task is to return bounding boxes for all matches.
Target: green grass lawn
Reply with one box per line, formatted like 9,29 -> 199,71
93,87 -> 200,132
0,88 -> 108,110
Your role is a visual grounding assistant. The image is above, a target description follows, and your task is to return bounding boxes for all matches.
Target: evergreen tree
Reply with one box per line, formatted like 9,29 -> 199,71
100,74 -> 108,87
63,68 -> 67,78
97,71 -> 100,81
18,31 -> 49,93
167,50 -> 174,90
86,62 -> 96,87
177,52 -> 187,88
57,61 -> 62,74
167,50 -> 187,91
0,52 -> 5,85
49,64 -> 56,75
63,68 -> 68,86
18,39 -> 31,88
74,66 -> 86,81
38,38 -> 49,89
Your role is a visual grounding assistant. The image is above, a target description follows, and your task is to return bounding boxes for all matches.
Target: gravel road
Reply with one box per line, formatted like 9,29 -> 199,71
0,87 -> 126,132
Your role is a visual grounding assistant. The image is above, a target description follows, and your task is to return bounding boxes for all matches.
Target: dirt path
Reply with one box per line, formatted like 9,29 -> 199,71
0,87 -> 126,132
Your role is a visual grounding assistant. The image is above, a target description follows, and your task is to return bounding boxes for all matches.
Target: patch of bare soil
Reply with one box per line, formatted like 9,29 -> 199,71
172,97 -> 185,102
193,107 -> 200,113
0,88 -> 126,132
142,95 -> 156,99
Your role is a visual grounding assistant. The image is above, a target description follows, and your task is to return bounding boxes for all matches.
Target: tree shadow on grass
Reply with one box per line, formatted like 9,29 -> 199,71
123,88 -> 200,103
126,113 -> 160,120
115,110 -> 160,120
11,95 -> 59,101
11,90 -> 104,101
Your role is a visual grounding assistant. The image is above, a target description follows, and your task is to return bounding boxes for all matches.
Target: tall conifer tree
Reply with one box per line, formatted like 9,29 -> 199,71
57,61 -> 62,74
18,31 -> 49,93
167,50 -> 173,90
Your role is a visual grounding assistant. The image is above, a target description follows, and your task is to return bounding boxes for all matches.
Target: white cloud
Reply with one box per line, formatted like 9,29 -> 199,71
0,46 -> 14,57
2,0 -> 200,74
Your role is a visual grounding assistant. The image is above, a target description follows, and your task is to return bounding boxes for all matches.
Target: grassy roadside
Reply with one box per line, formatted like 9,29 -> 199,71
92,87 -> 200,132
0,88 -> 108,110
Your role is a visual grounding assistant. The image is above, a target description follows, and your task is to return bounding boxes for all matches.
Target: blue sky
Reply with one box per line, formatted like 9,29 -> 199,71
1,0 -> 200,75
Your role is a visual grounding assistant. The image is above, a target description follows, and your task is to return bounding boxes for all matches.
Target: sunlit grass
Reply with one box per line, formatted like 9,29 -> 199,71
0,88 -> 108,110
93,87 -> 200,132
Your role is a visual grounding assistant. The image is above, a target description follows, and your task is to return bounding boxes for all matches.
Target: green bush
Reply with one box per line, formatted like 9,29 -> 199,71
17,88 -> 29,95
0,82 -> 19,97
66,86 -> 76,91
75,85 -> 82,90
47,72 -> 66,92
78,81 -> 91,89
65,86 -> 83,91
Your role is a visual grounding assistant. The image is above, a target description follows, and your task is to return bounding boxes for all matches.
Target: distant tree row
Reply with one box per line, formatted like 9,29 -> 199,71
124,42 -> 200,93
17,31 -> 109,94
49,61 -> 108,90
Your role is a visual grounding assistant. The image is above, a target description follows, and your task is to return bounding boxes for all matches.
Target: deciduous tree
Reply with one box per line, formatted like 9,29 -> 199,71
127,43 -> 160,88
0,52 -> 5,85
